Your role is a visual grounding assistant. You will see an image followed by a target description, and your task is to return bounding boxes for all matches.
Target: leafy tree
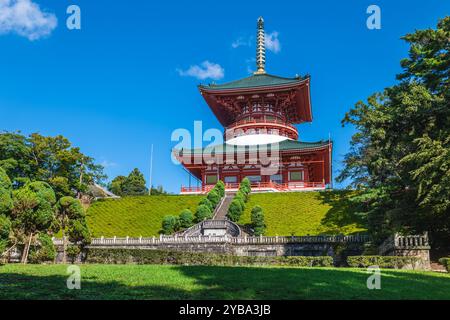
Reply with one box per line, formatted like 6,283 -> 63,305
56,196 -> 90,263
162,215 -> 180,235
214,180 -> 225,197
0,168 -> 13,217
108,175 -> 127,196
121,168 -> 148,196
198,198 -> 213,212
0,214 -> 11,256
28,233 -> 56,264
207,189 -> 220,208
0,132 -> 106,197
179,209 -> 194,229
227,200 -> 243,222
11,181 -> 56,263
240,178 -> 251,194
194,205 -> 212,223
251,206 -> 266,236
338,17 -> 450,247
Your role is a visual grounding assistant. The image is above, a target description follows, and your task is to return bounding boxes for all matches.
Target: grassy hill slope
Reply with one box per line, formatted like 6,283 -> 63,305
239,191 -> 366,236
86,195 -> 203,237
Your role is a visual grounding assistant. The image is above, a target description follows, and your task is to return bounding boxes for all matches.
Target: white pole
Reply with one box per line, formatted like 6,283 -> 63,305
149,144 -> 154,195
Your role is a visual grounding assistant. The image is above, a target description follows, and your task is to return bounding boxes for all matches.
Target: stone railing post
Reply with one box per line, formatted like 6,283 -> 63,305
100,236 -> 104,244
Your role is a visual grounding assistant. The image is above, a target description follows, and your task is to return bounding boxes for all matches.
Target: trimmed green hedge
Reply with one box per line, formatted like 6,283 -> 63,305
347,256 -> 422,269
85,248 -> 333,267
439,258 -> 450,272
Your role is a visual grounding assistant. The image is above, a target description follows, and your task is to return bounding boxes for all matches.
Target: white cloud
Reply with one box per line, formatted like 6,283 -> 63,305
231,37 -> 251,49
0,0 -> 57,41
265,31 -> 281,53
101,160 -> 118,169
177,61 -> 224,80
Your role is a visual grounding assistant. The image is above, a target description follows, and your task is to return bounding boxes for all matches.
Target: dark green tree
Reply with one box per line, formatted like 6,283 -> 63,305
162,215 -> 180,235
121,168 -> 148,196
194,205 -> 212,223
251,206 -> 266,236
56,196 -> 90,263
11,181 -> 57,263
0,132 -> 106,197
108,175 -> 127,196
179,209 -> 194,229
338,17 -> 450,247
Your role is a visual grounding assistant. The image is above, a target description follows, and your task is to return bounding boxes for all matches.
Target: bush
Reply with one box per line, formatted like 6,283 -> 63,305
179,209 -> 194,228
240,178 -> 251,194
207,189 -> 220,208
161,215 -> 180,235
66,245 -> 81,262
214,181 -> 225,197
227,200 -> 243,222
195,204 -> 212,222
347,256 -> 422,269
439,258 -> 450,272
85,248 -> 333,267
28,233 -> 56,264
251,206 -> 266,236
198,198 -> 214,212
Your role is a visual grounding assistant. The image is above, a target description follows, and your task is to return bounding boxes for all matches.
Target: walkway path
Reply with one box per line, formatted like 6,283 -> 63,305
213,192 -> 235,220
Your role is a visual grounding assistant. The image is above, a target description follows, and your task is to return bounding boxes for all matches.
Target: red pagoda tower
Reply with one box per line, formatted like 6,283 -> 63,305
175,17 -> 332,194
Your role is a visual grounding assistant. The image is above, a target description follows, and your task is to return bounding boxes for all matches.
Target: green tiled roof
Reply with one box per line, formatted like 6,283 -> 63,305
199,73 -> 306,91
178,139 -> 330,155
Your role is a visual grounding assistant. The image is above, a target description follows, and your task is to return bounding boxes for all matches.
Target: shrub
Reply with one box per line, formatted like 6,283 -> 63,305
85,248 -> 333,267
240,178 -> 251,194
195,204 -> 212,222
347,256 -> 422,269
207,189 -> 221,208
66,245 -> 81,262
251,206 -> 266,236
439,257 -> 450,272
234,192 -> 246,211
161,215 -> 180,235
28,233 -> 56,264
198,198 -> 214,212
215,181 -> 225,197
179,209 -> 194,228
227,200 -> 243,222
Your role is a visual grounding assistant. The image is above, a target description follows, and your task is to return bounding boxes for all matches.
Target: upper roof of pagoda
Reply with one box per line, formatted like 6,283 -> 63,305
197,17 -> 313,127
199,73 -> 308,92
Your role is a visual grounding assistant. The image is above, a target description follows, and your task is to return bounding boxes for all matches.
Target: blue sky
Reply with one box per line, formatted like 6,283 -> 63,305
0,0 -> 449,193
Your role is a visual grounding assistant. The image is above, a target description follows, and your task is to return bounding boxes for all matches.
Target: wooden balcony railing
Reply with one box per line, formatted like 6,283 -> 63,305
181,182 -> 326,193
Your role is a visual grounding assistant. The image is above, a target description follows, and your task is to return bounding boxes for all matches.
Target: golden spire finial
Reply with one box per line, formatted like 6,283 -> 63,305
254,16 -> 266,75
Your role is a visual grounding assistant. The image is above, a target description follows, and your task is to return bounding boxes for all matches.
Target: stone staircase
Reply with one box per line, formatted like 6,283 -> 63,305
213,192 -> 235,220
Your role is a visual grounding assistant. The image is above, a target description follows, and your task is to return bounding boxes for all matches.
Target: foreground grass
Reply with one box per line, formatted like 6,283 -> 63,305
86,195 -> 202,237
240,191 -> 366,236
0,264 -> 449,300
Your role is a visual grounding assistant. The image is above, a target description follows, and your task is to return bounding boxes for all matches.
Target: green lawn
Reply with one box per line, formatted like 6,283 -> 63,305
0,264 -> 449,299
239,191 -> 366,236
86,195 -> 202,237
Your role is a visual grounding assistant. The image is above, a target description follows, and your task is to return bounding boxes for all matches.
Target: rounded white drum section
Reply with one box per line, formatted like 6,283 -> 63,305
225,134 -> 290,146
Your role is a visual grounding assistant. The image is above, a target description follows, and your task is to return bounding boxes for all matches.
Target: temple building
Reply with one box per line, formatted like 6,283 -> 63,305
175,17 -> 332,194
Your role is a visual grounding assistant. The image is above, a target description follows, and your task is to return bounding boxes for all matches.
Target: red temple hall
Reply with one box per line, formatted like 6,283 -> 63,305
175,17 -> 332,194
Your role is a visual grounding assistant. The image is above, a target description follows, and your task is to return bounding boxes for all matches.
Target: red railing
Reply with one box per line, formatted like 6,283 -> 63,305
181,182 -> 326,193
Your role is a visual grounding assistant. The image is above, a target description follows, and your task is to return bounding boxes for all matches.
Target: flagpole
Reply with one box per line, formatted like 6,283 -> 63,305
149,144 -> 154,196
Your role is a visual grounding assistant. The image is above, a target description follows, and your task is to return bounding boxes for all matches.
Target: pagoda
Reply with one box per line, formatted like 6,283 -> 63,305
175,17 -> 332,194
